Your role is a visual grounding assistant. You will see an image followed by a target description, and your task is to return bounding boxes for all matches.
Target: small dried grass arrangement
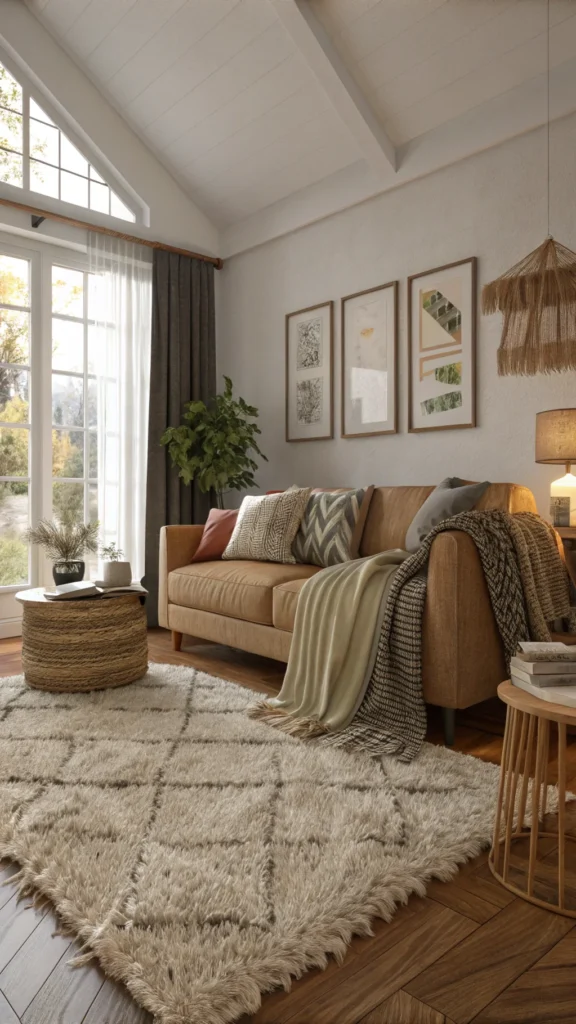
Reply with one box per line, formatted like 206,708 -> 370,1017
25,513 -> 99,569
482,236 -> 576,376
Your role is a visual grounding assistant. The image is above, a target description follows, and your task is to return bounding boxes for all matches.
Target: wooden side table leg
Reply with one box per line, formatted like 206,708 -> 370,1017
516,713 -> 535,835
528,717 -> 547,898
503,710 -> 527,882
558,721 -> 567,911
492,705 -> 513,873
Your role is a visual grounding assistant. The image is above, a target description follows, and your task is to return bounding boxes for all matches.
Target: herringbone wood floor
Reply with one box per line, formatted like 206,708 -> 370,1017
1,628 -> 576,1024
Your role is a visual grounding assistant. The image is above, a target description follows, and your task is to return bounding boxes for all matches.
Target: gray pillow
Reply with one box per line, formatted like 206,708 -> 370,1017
405,477 -> 490,553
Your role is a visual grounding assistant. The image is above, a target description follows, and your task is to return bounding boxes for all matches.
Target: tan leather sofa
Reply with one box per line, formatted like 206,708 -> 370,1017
159,483 -> 537,741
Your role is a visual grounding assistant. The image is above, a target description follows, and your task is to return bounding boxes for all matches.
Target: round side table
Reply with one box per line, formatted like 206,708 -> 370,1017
16,589 -> 148,692
489,680 -> 576,917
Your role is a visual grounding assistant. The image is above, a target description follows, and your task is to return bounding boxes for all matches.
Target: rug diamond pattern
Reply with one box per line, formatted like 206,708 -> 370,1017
0,664 -> 501,1024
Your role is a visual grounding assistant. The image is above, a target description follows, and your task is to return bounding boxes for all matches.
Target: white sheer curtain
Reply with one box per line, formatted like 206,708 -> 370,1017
88,234 -> 152,580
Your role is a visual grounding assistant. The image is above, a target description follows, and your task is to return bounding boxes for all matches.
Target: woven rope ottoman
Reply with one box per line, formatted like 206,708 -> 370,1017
16,589 -> 148,692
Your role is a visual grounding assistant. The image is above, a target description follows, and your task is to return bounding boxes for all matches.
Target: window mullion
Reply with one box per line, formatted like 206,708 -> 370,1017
22,89 -> 29,191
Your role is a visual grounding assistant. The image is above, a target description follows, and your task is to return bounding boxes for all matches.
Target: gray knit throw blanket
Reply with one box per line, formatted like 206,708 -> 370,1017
316,510 -> 570,763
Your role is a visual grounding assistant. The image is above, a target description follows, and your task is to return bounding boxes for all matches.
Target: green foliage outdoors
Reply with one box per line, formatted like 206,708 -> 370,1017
161,376 -> 267,508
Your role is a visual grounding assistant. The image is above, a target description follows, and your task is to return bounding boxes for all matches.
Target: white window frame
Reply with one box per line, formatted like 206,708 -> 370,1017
0,230 -> 99,635
0,45 -> 145,227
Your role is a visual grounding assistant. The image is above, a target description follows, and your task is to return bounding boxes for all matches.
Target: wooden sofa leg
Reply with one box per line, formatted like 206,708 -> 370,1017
442,708 -> 456,747
172,630 -> 183,652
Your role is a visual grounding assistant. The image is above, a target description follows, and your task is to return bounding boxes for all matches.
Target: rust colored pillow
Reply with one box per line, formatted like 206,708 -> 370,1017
191,509 -> 239,563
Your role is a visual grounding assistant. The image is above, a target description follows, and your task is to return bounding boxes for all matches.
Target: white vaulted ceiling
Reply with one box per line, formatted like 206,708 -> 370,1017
20,0 -> 576,246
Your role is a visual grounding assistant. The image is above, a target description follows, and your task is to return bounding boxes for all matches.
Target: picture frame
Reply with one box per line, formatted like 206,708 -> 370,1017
285,300 -> 334,443
408,257 -> 477,432
341,280 -> 398,438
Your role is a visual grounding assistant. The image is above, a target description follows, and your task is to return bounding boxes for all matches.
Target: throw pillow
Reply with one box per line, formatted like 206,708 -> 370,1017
292,486 -> 375,567
191,509 -> 239,563
405,477 -> 490,553
222,488 -> 311,564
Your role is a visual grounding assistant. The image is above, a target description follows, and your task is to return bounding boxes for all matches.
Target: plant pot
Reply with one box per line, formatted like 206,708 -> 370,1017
102,561 -> 132,587
52,560 -> 85,586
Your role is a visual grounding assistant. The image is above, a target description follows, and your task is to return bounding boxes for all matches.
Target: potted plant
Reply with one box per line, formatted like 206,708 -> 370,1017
26,513 -> 99,585
161,376 -> 267,509
99,542 -> 132,587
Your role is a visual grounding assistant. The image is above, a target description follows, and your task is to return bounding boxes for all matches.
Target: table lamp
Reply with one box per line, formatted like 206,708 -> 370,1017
535,408 -> 576,526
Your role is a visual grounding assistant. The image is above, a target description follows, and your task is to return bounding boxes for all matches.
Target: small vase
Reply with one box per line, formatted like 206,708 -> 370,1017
52,560 -> 85,586
102,561 -> 132,587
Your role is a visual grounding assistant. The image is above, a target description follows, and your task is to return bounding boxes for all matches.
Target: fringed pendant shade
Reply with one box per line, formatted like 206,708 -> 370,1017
482,237 -> 576,376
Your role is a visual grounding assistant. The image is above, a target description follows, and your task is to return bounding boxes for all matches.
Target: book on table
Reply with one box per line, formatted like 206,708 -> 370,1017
44,582 -> 148,601
511,674 -> 576,708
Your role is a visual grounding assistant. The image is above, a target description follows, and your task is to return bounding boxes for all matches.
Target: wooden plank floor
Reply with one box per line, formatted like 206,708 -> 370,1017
1,628 -> 576,1024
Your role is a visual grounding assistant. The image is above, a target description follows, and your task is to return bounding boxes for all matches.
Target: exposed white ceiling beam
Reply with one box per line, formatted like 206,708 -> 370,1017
269,0 -> 396,174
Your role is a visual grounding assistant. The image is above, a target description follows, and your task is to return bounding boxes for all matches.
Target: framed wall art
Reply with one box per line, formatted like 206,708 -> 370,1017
408,257 -> 477,432
341,280 -> 398,438
285,300 -> 333,442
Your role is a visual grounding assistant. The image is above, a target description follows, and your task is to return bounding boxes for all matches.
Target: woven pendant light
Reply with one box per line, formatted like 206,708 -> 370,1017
483,237 -> 576,376
481,0 -> 576,376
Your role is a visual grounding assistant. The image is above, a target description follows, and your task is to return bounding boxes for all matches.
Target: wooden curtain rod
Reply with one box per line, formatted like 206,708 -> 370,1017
0,197 -> 223,269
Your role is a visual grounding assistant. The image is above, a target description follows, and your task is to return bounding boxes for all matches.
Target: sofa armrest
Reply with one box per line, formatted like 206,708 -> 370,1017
422,530 -> 506,710
158,525 -> 205,629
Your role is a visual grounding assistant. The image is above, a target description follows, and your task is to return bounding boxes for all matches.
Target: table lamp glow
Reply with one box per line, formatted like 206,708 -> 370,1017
535,408 -> 576,527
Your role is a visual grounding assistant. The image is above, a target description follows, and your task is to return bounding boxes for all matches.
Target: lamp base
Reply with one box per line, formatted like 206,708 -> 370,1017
550,471 -> 576,527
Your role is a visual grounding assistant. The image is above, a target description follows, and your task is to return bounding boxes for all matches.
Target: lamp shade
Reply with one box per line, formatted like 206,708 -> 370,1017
535,409 -> 576,464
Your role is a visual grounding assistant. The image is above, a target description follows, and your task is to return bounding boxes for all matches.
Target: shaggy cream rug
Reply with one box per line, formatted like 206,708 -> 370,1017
1,665 -> 504,1024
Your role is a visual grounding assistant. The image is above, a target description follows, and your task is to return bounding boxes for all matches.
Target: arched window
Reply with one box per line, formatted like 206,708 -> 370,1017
0,57 -> 137,223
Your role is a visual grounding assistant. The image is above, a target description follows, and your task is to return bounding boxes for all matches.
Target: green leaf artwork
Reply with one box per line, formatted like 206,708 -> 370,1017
434,362 -> 462,385
161,376 -> 267,508
421,391 -> 463,416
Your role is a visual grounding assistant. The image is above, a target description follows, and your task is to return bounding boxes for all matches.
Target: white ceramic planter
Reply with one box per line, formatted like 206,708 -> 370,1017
102,561 -> 132,587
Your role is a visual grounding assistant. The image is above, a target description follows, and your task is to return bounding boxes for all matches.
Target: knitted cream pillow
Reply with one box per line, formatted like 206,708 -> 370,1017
222,488 -> 311,564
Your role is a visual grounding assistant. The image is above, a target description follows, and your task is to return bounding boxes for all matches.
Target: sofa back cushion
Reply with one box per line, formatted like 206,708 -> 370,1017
360,483 -> 537,555
292,486 -> 374,566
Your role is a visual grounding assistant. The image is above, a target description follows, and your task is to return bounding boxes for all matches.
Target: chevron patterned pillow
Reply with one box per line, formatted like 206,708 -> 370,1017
292,486 -> 374,567
222,487 -> 311,564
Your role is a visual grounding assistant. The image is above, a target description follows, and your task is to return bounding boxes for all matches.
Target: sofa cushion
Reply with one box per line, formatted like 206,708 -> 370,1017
223,488 -> 311,564
292,486 -> 374,566
405,477 -> 490,553
168,560 -> 320,626
191,509 -> 238,562
272,578 -> 313,632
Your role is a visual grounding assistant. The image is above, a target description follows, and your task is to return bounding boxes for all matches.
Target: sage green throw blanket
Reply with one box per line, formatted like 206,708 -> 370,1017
257,550 -> 408,733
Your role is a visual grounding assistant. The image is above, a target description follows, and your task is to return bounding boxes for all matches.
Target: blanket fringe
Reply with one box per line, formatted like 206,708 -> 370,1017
247,701 -> 330,738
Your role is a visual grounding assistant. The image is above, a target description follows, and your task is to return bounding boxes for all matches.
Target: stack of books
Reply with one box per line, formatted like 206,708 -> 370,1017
511,642 -> 576,706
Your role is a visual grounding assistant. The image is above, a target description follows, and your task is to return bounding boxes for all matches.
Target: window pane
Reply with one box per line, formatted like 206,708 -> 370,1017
89,164 -> 104,183
87,378 -> 97,428
89,180 -> 109,214
52,374 -> 84,427
0,311 -> 29,365
52,428 -> 83,478
0,481 -> 29,586
30,159 -> 58,198
110,191 -> 135,222
88,484 -> 98,522
0,255 -> 29,306
0,65 -> 22,113
87,323 -> 102,374
52,317 -> 83,373
61,169 -> 88,208
0,368 -> 28,421
53,481 -> 84,523
0,148 -> 22,187
52,266 -> 84,317
0,107 -> 22,153
60,135 -> 88,176
0,426 -> 28,476
30,118 -> 59,165
30,98 -> 54,125
88,430 -> 98,476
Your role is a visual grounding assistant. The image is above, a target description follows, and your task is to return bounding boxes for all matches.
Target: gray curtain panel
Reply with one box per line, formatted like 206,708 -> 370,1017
144,250 -> 216,625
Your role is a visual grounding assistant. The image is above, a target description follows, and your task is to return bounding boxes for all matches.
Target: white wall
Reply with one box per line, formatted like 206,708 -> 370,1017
218,114 -> 576,517
0,0 -> 219,257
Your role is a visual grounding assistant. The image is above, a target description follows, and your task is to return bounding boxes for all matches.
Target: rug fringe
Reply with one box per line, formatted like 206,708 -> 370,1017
247,701 -> 330,738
